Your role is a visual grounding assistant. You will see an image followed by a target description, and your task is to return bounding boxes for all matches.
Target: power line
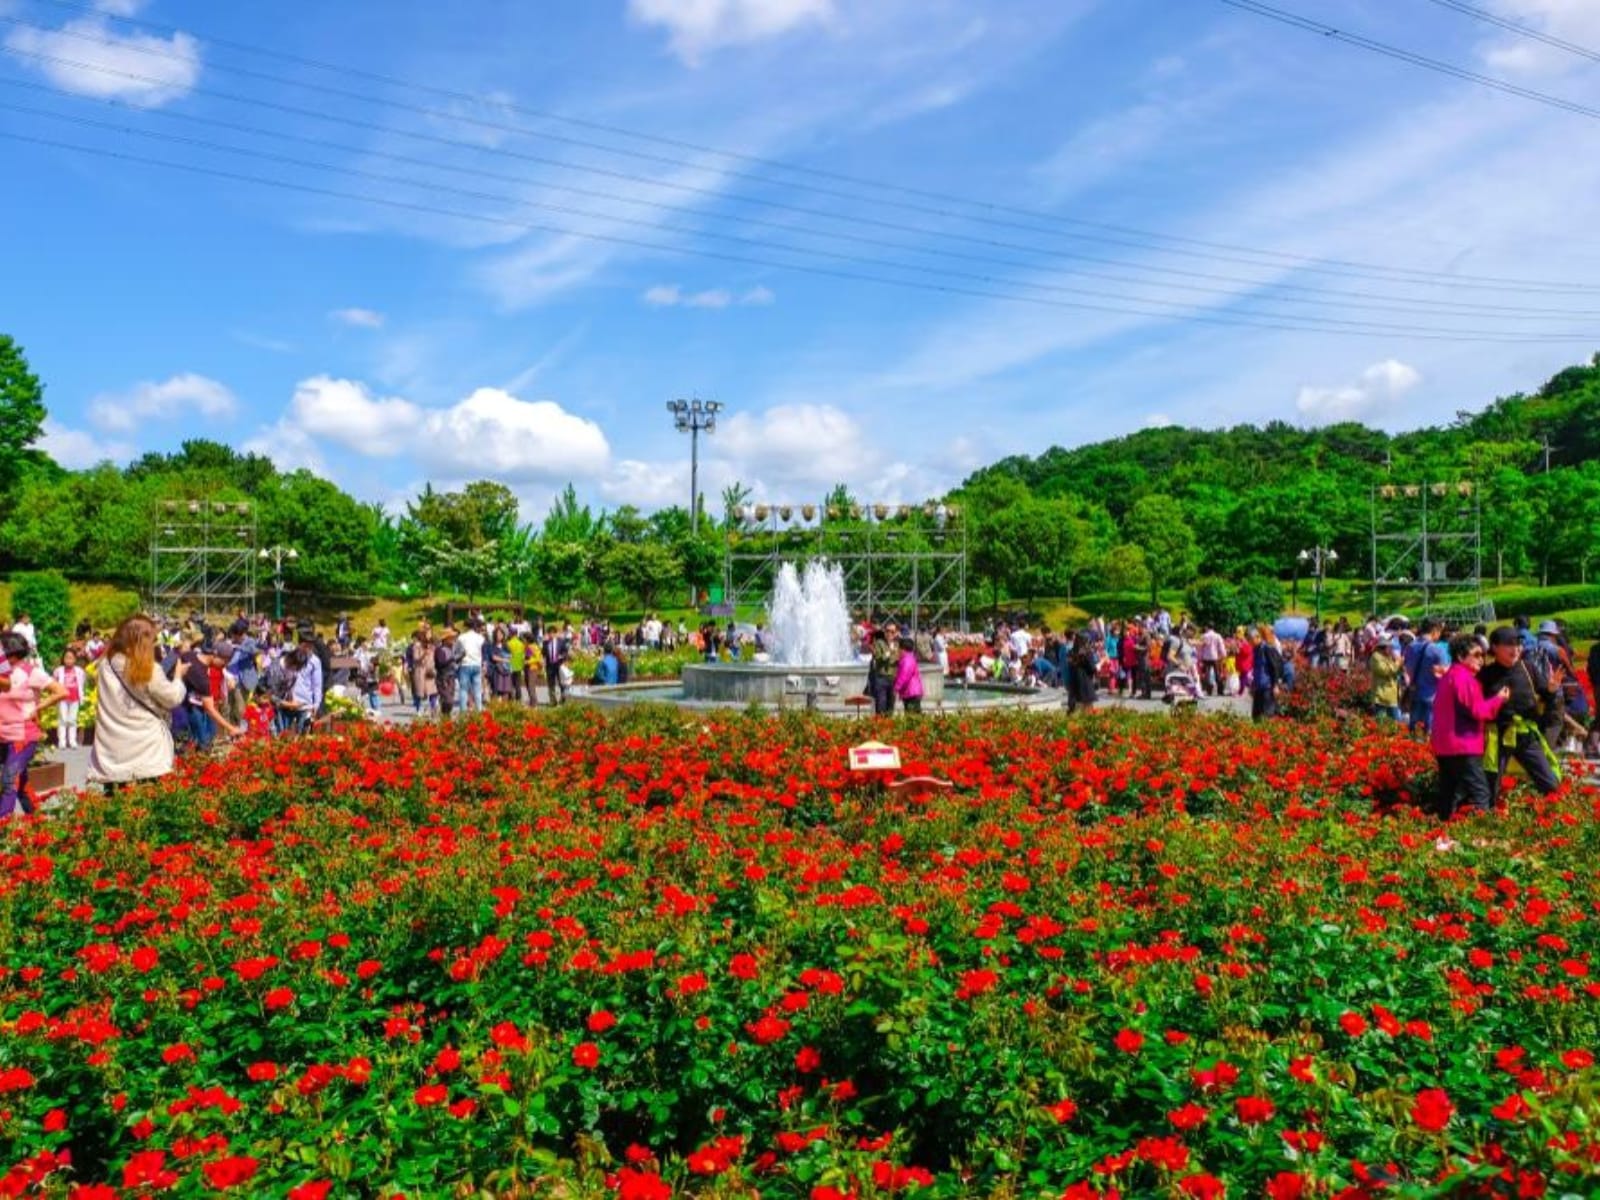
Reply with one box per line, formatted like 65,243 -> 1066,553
1,125 -> 1588,345
12,98 -> 1587,342
7,4 -> 1599,296
1421,0 -> 1600,67
2,75 -> 1590,326
1218,0 -> 1600,121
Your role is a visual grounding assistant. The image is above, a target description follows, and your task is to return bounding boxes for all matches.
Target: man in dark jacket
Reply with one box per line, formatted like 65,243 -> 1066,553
1478,626 -> 1560,798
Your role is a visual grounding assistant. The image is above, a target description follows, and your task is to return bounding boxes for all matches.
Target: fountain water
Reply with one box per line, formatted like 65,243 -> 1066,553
768,560 -> 856,666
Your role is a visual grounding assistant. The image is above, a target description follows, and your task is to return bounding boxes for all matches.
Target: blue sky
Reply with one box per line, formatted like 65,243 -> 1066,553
4,0 -> 1600,521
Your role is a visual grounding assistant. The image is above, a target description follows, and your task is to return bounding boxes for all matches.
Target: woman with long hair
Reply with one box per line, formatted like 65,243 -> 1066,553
87,615 -> 188,790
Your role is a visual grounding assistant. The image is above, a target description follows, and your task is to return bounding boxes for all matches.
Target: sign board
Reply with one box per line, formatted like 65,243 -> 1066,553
849,740 -> 902,772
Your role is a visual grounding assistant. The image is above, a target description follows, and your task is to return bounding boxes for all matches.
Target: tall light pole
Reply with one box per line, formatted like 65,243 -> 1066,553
667,398 -> 722,536
258,545 -> 298,620
1298,545 -> 1337,622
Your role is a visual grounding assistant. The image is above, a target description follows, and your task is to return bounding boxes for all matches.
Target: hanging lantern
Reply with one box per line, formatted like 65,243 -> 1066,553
1403,485 -> 1420,498
802,504 -> 816,521
1457,481 -> 1473,496
755,504 -> 770,523
850,505 -> 862,520
779,505 -> 793,522
873,504 -> 888,521
1379,485 -> 1397,500
1431,483 -> 1449,497
826,506 -> 839,520
897,505 -> 911,518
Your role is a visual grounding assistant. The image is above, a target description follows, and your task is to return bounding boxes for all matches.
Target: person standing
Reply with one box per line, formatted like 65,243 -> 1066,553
542,624 -> 569,705
408,630 -> 437,715
1198,625 -> 1225,696
0,633 -> 64,820
867,629 -> 897,715
893,636 -> 924,714
1249,625 -> 1284,721
52,648 -> 86,749
1431,634 -> 1508,821
224,619 -> 260,726
10,614 -> 36,657
507,626 -> 527,704
1368,639 -> 1402,722
87,616 -> 188,790
1477,626 -> 1561,798
457,620 -> 486,713
435,628 -> 462,716
1403,619 -> 1451,734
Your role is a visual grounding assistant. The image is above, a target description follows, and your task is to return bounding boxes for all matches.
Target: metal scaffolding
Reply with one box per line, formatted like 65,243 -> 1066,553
150,498 -> 259,619
723,501 -> 969,632
1369,481 -> 1493,624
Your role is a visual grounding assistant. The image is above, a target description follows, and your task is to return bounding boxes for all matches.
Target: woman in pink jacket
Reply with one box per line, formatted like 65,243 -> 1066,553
893,636 -> 925,715
1431,633 -> 1509,820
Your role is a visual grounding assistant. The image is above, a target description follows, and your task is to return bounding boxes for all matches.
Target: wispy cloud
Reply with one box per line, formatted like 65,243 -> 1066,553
330,307 -> 386,330
642,283 -> 775,308
3,10 -> 200,107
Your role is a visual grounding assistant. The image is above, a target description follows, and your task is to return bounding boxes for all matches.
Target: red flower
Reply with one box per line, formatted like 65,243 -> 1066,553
1168,1103 -> 1209,1130
1178,1173 -> 1225,1199
746,1014 -> 791,1045
287,1184 -> 333,1200
615,1167 -> 672,1200
42,1109 -> 67,1132
201,1157 -> 259,1189
1411,1088 -> 1454,1132
264,987 -> 295,1011
1561,1048 -> 1594,1070
573,1041 -> 601,1069
130,946 -> 160,973
71,1187 -> 119,1200
161,1042 -> 196,1064
1235,1095 -> 1275,1125
490,1021 -> 528,1052
1338,1012 -> 1368,1037
1113,1028 -> 1144,1054
1264,1173 -> 1307,1200
795,1045 -> 822,1073
588,1010 -> 618,1033
1045,1097 -> 1079,1123
246,1061 -> 278,1081
413,1083 -> 449,1107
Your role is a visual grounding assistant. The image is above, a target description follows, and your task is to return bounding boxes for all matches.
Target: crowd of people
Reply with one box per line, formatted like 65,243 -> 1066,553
2,598 -> 1596,824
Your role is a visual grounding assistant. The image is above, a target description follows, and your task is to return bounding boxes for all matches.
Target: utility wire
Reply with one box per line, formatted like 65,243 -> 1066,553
1,74 -> 1589,324
0,125 -> 1588,345
1421,0 -> 1600,67
12,96 -> 1589,340
1218,0 -> 1600,120
6,3 -> 1598,295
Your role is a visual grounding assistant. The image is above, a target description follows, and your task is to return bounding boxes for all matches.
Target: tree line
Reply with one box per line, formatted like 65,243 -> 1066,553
4,332 -> 1599,612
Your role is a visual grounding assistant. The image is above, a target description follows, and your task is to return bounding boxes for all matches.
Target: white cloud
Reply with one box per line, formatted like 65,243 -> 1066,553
1143,413 -> 1176,429
1478,0 -> 1600,77
717,403 -> 877,486
265,378 -> 610,485
87,373 -> 236,433
1296,359 -> 1423,425
35,418 -> 134,469
629,0 -> 835,63
329,307 -> 385,330
4,15 -> 201,108
601,458 -> 691,508
419,387 -> 610,483
286,376 -> 421,456
643,283 -> 775,308
240,421 -> 327,476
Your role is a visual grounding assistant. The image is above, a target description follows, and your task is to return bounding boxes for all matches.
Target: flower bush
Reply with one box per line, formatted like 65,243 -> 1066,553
1,708 -> 1597,1198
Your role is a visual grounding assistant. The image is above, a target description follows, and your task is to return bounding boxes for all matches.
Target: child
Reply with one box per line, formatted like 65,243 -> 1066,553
1,632 -> 66,820
243,688 -> 275,740
1222,651 -> 1239,698
54,649 -> 87,749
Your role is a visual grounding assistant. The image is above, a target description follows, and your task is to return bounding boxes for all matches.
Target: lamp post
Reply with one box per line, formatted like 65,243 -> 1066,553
1298,546 -> 1338,622
258,545 -> 298,620
666,398 -> 722,536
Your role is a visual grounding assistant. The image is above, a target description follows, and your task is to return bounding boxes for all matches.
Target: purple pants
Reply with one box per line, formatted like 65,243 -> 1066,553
1,739 -> 39,819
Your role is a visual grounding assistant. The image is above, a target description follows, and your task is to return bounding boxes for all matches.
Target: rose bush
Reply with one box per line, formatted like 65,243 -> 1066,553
0,707 -> 1596,1198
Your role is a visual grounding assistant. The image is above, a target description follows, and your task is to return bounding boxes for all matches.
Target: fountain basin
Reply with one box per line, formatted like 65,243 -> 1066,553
681,661 -> 945,705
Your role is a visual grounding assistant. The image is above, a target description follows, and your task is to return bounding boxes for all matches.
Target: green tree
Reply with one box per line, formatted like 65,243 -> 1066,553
675,534 -> 722,601
604,541 -> 682,610
608,505 -> 649,544
258,471 -> 379,595
10,570 -> 72,664
1098,543 -> 1151,596
1124,494 -> 1201,607
1,335 -> 47,488
541,484 -> 598,544
533,540 -> 589,608
0,474 -> 85,570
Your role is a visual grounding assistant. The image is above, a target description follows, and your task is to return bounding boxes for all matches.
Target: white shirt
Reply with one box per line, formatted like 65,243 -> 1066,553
457,629 -> 486,668
12,621 -> 36,651
371,625 -> 390,651
1009,629 -> 1031,657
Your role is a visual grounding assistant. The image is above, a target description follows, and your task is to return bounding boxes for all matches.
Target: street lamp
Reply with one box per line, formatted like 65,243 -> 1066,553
1298,546 -> 1338,621
258,545 -> 298,620
666,398 -> 723,536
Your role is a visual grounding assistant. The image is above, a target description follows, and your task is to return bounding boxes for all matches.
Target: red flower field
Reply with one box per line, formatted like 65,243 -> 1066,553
1,707 -> 1597,1198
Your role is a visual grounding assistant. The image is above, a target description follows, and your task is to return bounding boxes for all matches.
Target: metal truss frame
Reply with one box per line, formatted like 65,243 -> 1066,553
723,502 -> 969,632
150,498 -> 259,619
1369,481 -> 1491,622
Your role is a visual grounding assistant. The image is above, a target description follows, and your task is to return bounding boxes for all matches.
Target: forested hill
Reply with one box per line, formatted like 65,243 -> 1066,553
954,353 -> 1600,591
964,353 -> 1600,515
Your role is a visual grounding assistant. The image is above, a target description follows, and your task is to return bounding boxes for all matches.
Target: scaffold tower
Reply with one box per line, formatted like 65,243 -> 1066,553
149,498 -> 259,619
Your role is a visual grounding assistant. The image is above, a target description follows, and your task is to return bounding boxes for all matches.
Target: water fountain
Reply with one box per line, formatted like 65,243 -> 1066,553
674,559 -> 943,706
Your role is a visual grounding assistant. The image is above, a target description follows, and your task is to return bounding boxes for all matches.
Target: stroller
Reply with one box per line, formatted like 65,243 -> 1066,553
1164,669 -> 1201,707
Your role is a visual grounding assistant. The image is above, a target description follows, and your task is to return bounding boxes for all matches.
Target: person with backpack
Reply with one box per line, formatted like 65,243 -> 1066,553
1478,626 -> 1562,798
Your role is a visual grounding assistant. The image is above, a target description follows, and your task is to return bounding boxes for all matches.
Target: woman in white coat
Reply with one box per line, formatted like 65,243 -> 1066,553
88,615 -> 187,790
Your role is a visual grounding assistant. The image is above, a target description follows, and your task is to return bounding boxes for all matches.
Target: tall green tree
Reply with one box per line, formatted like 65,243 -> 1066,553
1124,494 -> 1201,607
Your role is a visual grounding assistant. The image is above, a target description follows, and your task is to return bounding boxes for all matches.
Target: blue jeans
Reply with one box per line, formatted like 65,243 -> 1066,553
459,664 -> 483,711
1375,704 -> 1403,722
190,706 -> 216,752
1409,695 -> 1435,734
1,740 -> 39,818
